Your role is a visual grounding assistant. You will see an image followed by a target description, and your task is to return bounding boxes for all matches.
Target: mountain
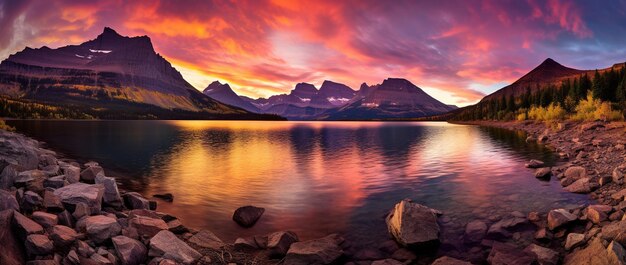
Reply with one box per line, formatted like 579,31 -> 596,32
320,78 -> 457,120
0,27 -> 280,120
481,58 -> 584,101
242,80 -> 357,120
202,81 -> 261,113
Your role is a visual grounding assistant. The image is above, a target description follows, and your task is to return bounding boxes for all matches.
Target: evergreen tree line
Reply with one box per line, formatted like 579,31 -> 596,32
452,65 -> 626,121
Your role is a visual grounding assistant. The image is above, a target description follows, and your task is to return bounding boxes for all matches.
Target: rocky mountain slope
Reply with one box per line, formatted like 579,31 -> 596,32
319,78 -> 457,120
202,81 -> 261,113
0,27 -> 280,120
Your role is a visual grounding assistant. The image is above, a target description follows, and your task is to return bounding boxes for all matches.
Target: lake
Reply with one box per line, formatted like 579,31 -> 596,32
7,120 -> 589,253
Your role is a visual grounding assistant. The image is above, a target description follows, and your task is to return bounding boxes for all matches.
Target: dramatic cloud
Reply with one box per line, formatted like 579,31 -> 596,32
1,0 -> 625,106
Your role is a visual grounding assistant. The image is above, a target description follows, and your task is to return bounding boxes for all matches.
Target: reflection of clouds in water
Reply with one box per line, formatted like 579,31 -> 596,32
7,120 -> 589,248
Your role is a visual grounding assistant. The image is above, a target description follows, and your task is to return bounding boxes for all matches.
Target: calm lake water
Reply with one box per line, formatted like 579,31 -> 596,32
7,120 -> 589,251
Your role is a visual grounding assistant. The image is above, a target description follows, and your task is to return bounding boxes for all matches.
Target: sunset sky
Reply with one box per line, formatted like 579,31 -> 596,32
2,0 -> 626,106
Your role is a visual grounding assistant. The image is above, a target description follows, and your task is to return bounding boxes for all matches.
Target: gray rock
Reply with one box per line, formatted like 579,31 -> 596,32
386,199 -> 439,246
188,229 -> 224,250
0,210 -> 26,265
25,234 -> 53,256
148,230 -> 201,265
123,192 -> 150,210
129,216 -> 168,238
43,175 -> 67,189
95,174 -> 122,207
85,215 -> 122,244
31,211 -> 58,228
62,165 -> 80,184
49,225 -> 78,248
112,236 -> 147,265
267,231 -> 299,257
284,234 -> 344,265
547,209 -> 577,230
0,189 -> 19,211
54,183 -> 104,214
565,233 -> 585,250
80,165 -> 104,183
232,205 -> 265,227
524,243 -> 559,265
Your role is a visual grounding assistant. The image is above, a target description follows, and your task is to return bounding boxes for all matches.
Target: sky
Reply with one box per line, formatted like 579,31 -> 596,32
1,0 -> 626,106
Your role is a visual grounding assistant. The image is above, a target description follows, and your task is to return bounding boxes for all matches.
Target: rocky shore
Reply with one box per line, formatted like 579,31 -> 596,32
1,119 -> 625,265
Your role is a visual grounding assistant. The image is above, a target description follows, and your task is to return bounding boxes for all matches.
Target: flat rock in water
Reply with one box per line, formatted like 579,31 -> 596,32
534,167 -> 552,179
431,256 -> 473,265
525,159 -> 545,168
112,235 -> 147,265
188,229 -> 225,250
152,193 -> 173,202
232,205 -> 265,227
284,234 -> 344,265
54,183 -> 104,213
464,220 -> 487,243
386,199 -> 440,246
149,230 -> 201,265
123,192 -> 150,210
547,209 -> 577,230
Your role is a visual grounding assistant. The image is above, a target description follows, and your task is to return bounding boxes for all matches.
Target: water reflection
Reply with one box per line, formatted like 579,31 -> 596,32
7,120 -> 589,250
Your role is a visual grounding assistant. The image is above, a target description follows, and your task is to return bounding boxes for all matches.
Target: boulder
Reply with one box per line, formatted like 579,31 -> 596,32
62,165 -> 80,184
148,230 -> 201,265
123,192 -> 150,210
72,202 -> 91,220
534,167 -> 552,179
31,211 -> 58,228
612,189 -> 626,201
50,225 -> 78,248
564,238 -> 617,264
0,163 -> 19,189
587,205 -> 612,224
607,241 -> 626,264
187,229 -> 224,250
613,164 -> 626,184
525,160 -> 545,168
80,165 -> 104,183
20,190 -> 43,212
464,220 -> 487,243
386,199 -> 440,246
0,189 -> 19,211
487,217 -> 526,239
95,174 -> 122,207
234,237 -> 259,250
601,220 -> 626,245
524,244 -> 559,265
232,205 -> 265,227
43,190 -> 63,212
112,236 -> 147,265
284,234 -> 344,265
15,170 -> 46,192
564,166 -> 586,179
564,178 -> 597,193
267,231 -> 299,257
487,242 -> 536,265
431,256 -> 473,265
43,175 -> 67,189
85,215 -> 122,244
129,216 -> 168,238
54,183 -> 104,214
565,233 -> 585,250
13,211 -> 44,235
547,209 -> 577,230
0,210 -> 25,265
25,234 -> 53,256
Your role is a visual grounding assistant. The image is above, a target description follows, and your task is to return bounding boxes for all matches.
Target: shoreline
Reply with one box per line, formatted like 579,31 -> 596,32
1,120 -> 626,264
